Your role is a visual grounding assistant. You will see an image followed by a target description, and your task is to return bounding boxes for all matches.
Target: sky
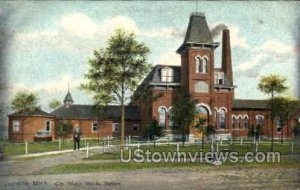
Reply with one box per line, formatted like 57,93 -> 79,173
1,1 -> 300,113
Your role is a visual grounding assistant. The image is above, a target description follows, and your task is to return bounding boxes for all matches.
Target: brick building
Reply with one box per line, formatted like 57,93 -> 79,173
7,12 -> 300,142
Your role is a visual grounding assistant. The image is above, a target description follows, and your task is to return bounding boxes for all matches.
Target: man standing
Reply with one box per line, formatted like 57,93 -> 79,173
73,126 -> 81,151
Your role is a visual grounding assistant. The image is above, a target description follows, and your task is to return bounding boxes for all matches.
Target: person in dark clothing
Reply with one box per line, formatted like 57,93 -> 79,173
73,126 -> 81,151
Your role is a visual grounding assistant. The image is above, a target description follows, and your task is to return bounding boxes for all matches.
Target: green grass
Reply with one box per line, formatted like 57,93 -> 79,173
36,156 -> 300,175
1,138 -> 119,156
88,142 -> 300,160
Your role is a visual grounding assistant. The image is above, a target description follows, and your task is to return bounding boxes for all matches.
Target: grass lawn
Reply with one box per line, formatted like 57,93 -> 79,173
88,142 -> 300,160
1,138 -> 119,156
36,156 -> 300,175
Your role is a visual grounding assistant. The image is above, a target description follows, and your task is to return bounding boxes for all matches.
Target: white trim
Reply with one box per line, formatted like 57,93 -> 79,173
243,115 -> 249,119
255,115 -> 264,120
167,106 -> 173,112
218,107 -> 228,113
195,103 -> 212,115
158,106 -> 168,112
237,114 -> 243,119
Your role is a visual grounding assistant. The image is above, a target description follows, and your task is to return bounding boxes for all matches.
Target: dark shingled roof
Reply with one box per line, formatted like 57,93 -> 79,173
233,99 -> 270,109
51,105 -> 140,121
149,65 -> 181,83
183,12 -> 213,44
8,108 -> 54,117
64,91 -> 74,104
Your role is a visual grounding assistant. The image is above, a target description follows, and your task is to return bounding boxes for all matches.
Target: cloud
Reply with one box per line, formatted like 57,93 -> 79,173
234,54 -> 268,78
210,22 -> 248,48
60,13 -> 98,38
259,40 -> 296,57
142,28 -> 185,39
157,52 -> 181,66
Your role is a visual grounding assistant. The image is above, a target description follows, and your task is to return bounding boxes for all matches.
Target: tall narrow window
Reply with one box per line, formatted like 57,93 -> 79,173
256,115 -> 264,127
219,109 -> 226,129
13,120 -> 20,132
112,123 -> 119,132
243,116 -> 249,128
158,107 -> 167,128
232,116 -> 236,128
169,109 -> 175,130
276,119 -> 282,132
92,121 -> 98,132
45,121 -> 51,132
196,57 -> 208,74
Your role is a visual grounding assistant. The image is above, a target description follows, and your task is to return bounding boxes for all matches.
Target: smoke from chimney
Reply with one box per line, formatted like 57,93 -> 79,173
210,23 -> 229,38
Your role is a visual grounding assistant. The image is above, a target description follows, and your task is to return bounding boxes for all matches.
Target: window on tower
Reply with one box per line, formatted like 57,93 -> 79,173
215,72 -> 224,85
161,67 -> 174,82
195,56 -> 208,74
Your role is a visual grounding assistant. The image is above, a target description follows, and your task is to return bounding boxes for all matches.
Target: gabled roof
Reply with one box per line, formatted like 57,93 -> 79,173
233,99 -> 270,109
8,108 -> 54,117
51,105 -> 140,121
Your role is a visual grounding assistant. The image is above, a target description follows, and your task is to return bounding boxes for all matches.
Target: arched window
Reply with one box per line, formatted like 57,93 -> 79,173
256,115 -> 264,127
161,67 -> 173,82
232,115 -> 236,128
243,115 -> 249,128
195,57 -> 208,74
158,107 -> 167,128
196,106 -> 209,115
219,109 -> 226,129
169,108 -> 176,130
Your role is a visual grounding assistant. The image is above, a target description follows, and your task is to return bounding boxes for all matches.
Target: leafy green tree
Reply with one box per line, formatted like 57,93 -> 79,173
56,120 -> 73,141
272,97 -> 297,144
258,74 -> 288,151
11,91 -> 39,113
293,123 -> 300,137
131,84 -> 163,130
81,29 -> 150,147
48,99 -> 62,110
172,90 -> 196,146
144,119 -> 163,140
193,114 -> 208,149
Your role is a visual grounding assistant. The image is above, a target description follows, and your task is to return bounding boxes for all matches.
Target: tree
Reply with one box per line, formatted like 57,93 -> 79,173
144,119 -> 163,140
193,113 -> 208,149
272,97 -> 297,144
172,90 -> 196,146
258,74 -> 288,151
48,99 -> 62,110
81,29 -> 150,147
11,91 -> 39,113
131,84 -> 163,130
55,120 -> 73,141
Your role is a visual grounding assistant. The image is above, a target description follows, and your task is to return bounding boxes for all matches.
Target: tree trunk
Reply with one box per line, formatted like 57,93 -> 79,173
271,91 -> 274,152
121,102 -> 125,149
202,134 -> 204,150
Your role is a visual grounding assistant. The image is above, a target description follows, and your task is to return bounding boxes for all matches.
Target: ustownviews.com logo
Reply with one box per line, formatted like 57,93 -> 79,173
120,149 -> 281,163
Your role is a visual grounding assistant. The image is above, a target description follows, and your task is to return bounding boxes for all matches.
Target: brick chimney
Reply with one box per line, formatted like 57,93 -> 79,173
221,29 -> 233,85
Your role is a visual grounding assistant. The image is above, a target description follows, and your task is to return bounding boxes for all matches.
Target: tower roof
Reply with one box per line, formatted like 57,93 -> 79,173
64,91 -> 74,104
184,12 -> 213,44
177,12 -> 218,53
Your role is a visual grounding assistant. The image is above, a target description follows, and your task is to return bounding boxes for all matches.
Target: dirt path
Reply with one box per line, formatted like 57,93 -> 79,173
0,168 -> 299,190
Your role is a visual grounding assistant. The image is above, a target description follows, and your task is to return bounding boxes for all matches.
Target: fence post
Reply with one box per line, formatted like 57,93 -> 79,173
85,139 -> 87,147
103,141 -> 105,153
240,137 -> 243,146
291,142 -> 294,153
255,142 -> 258,153
59,138 -> 61,150
25,140 -> 28,154
137,143 -> 140,151
86,143 -> 89,158
220,139 -> 223,146
107,136 -> 110,146
125,137 -> 128,145
216,143 -> 219,153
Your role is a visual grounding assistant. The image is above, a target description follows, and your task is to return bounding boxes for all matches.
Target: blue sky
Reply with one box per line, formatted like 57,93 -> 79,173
1,1 -> 300,112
